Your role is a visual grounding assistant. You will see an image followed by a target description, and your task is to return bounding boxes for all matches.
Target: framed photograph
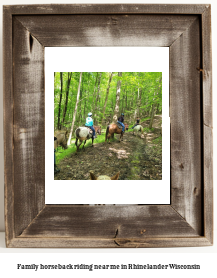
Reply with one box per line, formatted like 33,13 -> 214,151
46,47 -> 170,205
4,4 -> 213,247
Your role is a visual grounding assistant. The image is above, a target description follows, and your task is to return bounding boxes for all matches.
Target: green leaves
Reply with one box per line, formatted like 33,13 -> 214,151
54,72 -> 162,131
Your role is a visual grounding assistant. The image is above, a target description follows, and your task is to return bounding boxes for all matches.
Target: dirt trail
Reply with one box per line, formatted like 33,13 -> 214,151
55,115 -> 162,180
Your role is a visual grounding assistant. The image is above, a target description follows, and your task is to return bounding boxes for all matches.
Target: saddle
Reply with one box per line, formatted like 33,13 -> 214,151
85,126 -> 93,135
116,122 -> 123,129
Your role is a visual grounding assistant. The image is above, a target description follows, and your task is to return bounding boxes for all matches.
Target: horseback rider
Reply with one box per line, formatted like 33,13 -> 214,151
117,113 -> 125,134
131,116 -> 140,129
85,112 -> 97,138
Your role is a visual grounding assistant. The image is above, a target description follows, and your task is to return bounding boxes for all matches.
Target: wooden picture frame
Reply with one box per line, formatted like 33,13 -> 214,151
3,4 -> 213,248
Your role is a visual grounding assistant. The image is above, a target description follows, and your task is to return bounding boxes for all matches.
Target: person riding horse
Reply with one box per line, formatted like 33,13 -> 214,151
131,117 -> 140,129
117,113 -> 125,134
85,112 -> 97,139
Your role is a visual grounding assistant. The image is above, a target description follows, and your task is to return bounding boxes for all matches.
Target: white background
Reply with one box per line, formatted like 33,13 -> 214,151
0,0 -> 216,277
46,47 -> 170,204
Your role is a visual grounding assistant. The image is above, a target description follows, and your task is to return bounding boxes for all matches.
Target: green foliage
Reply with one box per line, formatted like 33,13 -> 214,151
55,134 -> 106,163
54,72 -> 162,133
140,116 -> 150,122
55,145 -> 77,164
152,136 -> 162,145
143,127 -> 155,133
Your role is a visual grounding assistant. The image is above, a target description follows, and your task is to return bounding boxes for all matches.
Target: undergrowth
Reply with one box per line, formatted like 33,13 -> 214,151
55,133 -> 108,164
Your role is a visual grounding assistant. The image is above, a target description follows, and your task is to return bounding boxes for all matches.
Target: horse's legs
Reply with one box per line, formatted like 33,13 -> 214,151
119,133 -> 123,142
107,133 -> 111,144
91,137 -> 94,146
76,139 -> 83,152
75,138 -> 79,154
83,140 -> 87,150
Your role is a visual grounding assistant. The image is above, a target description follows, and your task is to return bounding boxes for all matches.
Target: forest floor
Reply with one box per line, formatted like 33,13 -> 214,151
55,115 -> 162,180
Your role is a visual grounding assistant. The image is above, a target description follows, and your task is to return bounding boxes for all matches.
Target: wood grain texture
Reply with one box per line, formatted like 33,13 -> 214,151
201,6 -> 213,244
3,7 -> 14,247
203,125 -> 213,243
8,237 -> 212,248
170,17 -> 202,234
3,4 -> 212,248
202,6 -> 212,129
4,4 -> 207,15
12,17 -> 45,237
16,15 -> 197,47
20,205 -> 199,238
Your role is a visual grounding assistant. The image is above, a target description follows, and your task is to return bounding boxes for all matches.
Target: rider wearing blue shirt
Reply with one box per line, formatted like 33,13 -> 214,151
85,112 -> 97,138
117,113 -> 125,133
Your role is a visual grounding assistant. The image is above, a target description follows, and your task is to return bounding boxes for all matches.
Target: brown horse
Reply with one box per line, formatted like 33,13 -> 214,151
125,122 -> 129,131
94,126 -> 102,136
105,123 -> 125,143
54,130 -> 68,149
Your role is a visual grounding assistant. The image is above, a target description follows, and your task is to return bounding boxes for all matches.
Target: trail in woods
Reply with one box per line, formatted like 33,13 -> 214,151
55,115 -> 162,180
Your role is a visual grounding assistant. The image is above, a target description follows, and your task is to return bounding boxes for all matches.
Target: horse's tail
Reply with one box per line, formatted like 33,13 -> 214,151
105,125 -> 110,140
140,126 -> 143,133
75,128 -> 80,139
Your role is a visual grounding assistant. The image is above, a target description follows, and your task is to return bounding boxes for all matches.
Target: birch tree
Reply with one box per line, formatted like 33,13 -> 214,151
112,72 -> 122,123
67,72 -> 82,145
101,72 -> 113,125
134,72 -> 141,119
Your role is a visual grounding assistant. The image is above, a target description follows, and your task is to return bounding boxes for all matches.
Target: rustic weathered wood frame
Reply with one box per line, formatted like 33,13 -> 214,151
3,4 -> 212,248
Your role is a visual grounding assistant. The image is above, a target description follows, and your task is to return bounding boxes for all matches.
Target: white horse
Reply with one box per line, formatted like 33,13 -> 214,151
75,127 -> 93,152
133,125 -> 143,136
75,126 -> 101,152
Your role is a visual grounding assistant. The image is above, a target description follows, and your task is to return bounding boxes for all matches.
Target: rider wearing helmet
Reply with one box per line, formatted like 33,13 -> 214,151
117,113 -> 125,133
85,112 -> 97,138
131,116 -> 140,129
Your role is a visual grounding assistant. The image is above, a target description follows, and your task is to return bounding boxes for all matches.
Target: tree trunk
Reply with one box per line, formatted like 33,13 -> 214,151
92,73 -> 98,112
156,103 -> 160,114
57,72 -> 63,130
94,72 -> 102,125
139,86 -> 142,117
67,72 -> 82,145
134,73 -> 141,119
149,75 -> 161,128
125,89 -> 128,112
112,72 -> 122,123
149,104 -> 155,129
87,72 -> 90,114
61,72 -> 72,129
84,94 -> 86,121
134,86 -> 139,119
78,76 -> 83,125
101,72 -> 113,125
